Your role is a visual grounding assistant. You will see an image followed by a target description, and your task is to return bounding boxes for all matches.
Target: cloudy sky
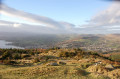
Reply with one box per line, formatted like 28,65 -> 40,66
0,0 -> 120,34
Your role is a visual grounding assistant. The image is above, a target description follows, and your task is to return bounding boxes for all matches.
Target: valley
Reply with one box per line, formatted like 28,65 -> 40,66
1,33 -> 120,53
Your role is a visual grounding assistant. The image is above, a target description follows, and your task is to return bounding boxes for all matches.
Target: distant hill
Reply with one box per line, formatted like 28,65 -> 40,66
1,32 -> 120,53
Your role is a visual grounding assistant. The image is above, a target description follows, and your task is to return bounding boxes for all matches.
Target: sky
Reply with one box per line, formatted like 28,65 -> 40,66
1,0 -> 111,25
0,0 -> 120,34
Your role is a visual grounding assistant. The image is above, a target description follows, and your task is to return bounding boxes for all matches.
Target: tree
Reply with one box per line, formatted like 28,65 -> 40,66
13,53 -> 21,59
2,51 -> 11,60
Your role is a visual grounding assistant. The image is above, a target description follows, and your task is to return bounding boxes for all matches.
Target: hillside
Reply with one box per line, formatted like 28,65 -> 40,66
0,48 -> 120,79
57,34 -> 120,53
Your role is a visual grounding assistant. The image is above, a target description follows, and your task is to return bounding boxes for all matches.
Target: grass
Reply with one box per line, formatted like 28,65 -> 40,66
0,65 -> 60,79
0,63 -> 91,79
109,54 -> 120,61
0,62 -> 111,79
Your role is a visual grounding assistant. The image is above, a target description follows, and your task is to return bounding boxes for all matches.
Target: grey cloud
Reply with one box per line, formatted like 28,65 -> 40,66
90,2 -> 120,26
0,4 -> 65,29
78,2 -> 120,34
0,20 -> 73,34
0,4 -> 77,34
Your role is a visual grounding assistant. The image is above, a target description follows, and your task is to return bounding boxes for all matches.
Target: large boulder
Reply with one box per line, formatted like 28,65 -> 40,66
46,62 -> 58,66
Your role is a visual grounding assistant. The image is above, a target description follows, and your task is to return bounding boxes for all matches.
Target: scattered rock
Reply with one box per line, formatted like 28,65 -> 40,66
93,61 -> 102,66
105,64 -> 114,70
58,61 -> 66,65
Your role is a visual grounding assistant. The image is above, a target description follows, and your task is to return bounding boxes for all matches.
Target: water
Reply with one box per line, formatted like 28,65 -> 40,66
0,40 -> 24,49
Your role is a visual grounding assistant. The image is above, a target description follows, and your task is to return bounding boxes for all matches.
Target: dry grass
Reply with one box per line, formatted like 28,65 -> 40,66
0,52 -> 119,79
